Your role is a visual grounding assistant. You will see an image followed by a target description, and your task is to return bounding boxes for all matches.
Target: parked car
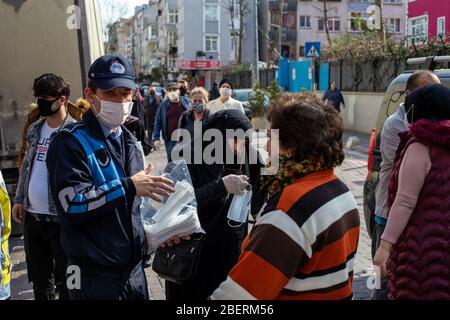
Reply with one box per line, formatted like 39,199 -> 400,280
232,89 -> 270,119
363,56 -> 450,243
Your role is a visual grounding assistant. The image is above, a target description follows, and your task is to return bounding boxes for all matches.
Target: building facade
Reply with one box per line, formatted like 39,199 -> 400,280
407,0 -> 450,44
268,0 -> 407,60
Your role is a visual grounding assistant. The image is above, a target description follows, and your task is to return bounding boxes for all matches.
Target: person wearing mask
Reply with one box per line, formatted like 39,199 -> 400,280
153,82 -> 190,161
211,93 -> 360,300
322,81 -> 345,113
125,86 -> 152,155
144,85 -> 161,148
0,170 -> 11,300
207,79 -> 245,115
17,98 -> 90,171
178,87 -> 210,137
209,83 -> 220,101
46,55 -> 175,300
178,80 -> 190,97
12,73 -> 78,300
165,109 -> 264,300
371,70 -> 440,300
373,84 -> 450,300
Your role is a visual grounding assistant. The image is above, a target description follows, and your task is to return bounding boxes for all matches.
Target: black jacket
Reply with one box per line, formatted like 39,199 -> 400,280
166,110 -> 265,300
47,109 -> 145,273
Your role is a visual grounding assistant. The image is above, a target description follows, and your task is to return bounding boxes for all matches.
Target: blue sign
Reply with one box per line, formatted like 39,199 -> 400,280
305,42 -> 321,58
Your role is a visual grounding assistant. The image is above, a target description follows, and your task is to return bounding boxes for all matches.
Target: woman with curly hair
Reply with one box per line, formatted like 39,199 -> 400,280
211,92 -> 360,300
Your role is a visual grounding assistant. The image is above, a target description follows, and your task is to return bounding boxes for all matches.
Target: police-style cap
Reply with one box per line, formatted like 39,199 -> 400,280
88,55 -> 136,91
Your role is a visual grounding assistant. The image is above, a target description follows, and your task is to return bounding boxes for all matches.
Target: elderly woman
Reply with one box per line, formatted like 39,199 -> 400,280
165,109 -> 264,301
374,84 -> 450,300
211,92 -> 360,300
178,87 -> 210,137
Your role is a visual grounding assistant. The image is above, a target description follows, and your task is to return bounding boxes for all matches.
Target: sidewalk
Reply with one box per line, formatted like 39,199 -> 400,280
9,132 -> 373,300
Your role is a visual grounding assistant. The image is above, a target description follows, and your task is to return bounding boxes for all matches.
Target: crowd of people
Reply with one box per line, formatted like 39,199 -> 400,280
0,55 -> 448,301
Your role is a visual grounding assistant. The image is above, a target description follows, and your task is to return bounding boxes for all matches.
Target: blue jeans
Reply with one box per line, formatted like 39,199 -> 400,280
165,140 -> 178,162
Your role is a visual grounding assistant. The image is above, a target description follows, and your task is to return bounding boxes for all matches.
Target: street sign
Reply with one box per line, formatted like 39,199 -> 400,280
305,42 -> 321,58
177,60 -> 221,70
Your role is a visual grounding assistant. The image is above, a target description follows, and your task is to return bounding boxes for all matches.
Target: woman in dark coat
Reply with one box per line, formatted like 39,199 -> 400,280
165,109 -> 264,300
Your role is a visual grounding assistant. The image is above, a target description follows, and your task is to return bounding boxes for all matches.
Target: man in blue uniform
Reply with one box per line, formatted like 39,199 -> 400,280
47,55 -> 175,300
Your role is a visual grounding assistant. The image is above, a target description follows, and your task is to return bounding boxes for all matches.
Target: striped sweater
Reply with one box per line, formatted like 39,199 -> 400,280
211,170 -> 360,300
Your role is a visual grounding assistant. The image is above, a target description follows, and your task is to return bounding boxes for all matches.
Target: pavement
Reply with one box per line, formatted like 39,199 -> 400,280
8,131 -> 374,300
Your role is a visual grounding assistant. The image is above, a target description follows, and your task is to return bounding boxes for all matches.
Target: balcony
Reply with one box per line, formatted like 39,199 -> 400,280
269,0 -> 297,12
269,29 -> 297,42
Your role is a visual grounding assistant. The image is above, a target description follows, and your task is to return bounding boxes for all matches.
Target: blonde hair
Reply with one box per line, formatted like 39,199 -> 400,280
190,87 -> 209,103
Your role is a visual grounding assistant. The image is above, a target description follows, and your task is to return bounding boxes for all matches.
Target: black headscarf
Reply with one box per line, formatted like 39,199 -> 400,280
405,84 -> 450,124
173,110 -> 252,186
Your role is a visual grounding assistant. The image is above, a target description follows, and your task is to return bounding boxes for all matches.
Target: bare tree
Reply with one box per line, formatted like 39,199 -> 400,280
100,0 -> 130,51
313,0 -> 332,46
223,0 -> 250,64
374,0 -> 386,45
223,0 -> 239,61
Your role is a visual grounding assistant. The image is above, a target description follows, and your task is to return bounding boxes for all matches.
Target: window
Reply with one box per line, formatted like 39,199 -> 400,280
168,57 -> 177,69
318,17 -> 341,32
299,16 -> 311,28
205,35 -> 219,52
438,17 -> 446,39
168,32 -> 177,46
349,11 -> 370,32
205,4 -> 219,21
150,26 -> 157,39
408,15 -> 428,43
387,18 -> 401,33
169,8 -> 178,24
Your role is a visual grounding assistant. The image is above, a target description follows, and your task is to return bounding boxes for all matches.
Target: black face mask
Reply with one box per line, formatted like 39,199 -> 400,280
180,87 -> 188,96
37,97 -> 61,117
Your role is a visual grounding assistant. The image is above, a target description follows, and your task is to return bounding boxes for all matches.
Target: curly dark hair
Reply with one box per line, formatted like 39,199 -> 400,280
33,73 -> 70,98
268,92 -> 345,167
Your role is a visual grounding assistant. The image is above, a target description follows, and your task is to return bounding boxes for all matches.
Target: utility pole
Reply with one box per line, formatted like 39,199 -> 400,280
253,0 -> 259,83
278,0 -> 285,60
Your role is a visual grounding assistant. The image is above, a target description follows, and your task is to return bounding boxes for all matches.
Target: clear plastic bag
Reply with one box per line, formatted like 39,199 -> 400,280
140,160 -> 204,253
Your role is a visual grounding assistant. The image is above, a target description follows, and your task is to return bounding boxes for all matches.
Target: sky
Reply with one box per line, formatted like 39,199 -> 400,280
124,0 -> 149,17
99,0 -> 149,23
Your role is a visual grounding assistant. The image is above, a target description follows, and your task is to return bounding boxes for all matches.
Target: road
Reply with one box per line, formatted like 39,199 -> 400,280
8,131 -> 374,300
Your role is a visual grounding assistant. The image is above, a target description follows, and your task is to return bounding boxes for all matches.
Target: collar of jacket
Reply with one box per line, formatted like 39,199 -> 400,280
27,113 -> 75,140
161,95 -> 190,110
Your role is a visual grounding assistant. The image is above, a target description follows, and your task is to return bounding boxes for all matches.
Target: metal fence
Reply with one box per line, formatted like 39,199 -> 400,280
329,59 -> 407,93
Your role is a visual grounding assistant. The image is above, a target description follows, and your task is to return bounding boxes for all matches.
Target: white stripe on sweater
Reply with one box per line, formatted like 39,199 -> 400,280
301,191 -> 358,245
285,258 -> 355,292
210,276 -> 257,300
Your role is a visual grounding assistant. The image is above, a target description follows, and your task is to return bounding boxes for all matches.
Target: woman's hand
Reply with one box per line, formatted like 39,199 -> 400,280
373,240 -> 393,278
160,235 -> 191,248
222,175 -> 249,195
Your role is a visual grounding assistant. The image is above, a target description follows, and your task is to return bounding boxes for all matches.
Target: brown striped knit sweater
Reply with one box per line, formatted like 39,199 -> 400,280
211,169 -> 360,300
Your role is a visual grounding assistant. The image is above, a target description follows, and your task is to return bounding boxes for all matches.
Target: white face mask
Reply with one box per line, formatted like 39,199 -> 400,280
220,88 -> 232,98
168,91 -> 180,102
94,95 -> 133,129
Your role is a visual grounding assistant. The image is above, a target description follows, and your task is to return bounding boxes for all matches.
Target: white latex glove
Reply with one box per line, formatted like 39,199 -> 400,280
222,175 -> 249,195
154,140 -> 162,150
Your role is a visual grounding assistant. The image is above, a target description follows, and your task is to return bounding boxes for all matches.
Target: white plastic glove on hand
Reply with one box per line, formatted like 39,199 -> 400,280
222,175 -> 249,195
